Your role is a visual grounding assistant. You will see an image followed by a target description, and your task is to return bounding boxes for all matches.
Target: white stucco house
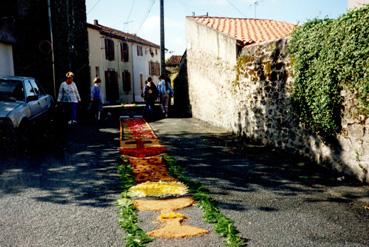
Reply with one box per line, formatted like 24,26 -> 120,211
0,20 -> 15,76
87,20 -> 160,104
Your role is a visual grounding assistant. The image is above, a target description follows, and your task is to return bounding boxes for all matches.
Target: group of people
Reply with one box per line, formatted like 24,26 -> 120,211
56,71 -> 173,125
143,75 -> 174,120
57,71 -> 102,126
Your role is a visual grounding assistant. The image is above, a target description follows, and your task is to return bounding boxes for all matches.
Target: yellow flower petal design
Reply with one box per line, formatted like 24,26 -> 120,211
128,181 -> 188,198
159,211 -> 187,221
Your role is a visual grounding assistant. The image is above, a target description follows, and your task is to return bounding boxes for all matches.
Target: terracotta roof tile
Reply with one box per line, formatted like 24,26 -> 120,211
189,16 -> 295,46
87,23 -> 160,48
166,55 -> 182,66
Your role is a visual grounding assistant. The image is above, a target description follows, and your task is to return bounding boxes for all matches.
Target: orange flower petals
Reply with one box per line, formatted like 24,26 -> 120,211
133,197 -> 194,211
128,156 -> 175,183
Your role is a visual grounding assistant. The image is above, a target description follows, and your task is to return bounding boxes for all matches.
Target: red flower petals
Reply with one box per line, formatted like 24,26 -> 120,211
119,146 -> 167,158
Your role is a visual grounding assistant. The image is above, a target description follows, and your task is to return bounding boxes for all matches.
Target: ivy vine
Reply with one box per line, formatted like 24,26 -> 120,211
289,5 -> 369,138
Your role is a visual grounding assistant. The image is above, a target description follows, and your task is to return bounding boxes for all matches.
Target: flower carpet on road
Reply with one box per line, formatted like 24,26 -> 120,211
116,116 -> 245,246
127,156 -> 176,183
118,117 -> 209,242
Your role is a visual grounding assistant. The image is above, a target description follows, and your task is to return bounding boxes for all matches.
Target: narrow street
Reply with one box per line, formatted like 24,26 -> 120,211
1,117 -> 369,246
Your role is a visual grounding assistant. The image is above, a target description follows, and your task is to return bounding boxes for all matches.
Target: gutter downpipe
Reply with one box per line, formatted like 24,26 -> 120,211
131,42 -> 135,103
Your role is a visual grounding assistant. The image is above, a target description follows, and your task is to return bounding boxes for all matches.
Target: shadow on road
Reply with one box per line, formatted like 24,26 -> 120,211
0,121 -> 122,208
151,120 -> 369,209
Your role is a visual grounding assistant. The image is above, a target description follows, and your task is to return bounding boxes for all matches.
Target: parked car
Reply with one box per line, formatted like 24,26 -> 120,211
0,76 -> 54,151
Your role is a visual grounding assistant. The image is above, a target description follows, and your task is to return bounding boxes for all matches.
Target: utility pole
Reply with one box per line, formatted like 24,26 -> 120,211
160,0 -> 165,76
47,0 -> 56,98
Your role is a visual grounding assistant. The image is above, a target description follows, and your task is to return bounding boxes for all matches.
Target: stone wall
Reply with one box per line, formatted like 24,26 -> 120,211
187,36 -> 369,183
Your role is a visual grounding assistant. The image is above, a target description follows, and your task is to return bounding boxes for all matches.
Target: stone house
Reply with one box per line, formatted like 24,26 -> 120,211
87,20 -> 160,104
186,15 -> 369,183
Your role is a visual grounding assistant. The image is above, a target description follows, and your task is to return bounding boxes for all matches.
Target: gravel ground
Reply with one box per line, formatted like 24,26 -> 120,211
150,117 -> 369,247
0,123 -> 123,247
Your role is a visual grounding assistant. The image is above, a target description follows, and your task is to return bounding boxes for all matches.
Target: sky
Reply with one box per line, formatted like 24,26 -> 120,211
85,0 -> 348,57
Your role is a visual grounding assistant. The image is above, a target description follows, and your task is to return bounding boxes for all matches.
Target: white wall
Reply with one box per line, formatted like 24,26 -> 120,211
348,0 -> 369,9
88,27 -> 133,103
186,17 -> 238,127
0,42 -> 14,76
88,27 -> 160,104
132,43 -> 160,102
186,17 -> 237,66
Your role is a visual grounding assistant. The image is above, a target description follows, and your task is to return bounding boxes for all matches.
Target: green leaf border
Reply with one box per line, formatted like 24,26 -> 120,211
116,156 -> 154,247
163,154 -> 247,247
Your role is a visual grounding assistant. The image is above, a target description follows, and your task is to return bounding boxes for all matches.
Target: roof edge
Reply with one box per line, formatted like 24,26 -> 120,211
87,22 -> 160,48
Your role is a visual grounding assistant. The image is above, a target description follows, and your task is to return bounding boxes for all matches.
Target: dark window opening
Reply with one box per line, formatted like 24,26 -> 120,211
121,42 -> 129,62
122,70 -> 131,92
137,45 -> 143,56
105,38 -> 115,61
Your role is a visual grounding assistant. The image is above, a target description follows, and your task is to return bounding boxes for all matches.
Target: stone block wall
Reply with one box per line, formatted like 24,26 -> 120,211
187,37 -> 369,183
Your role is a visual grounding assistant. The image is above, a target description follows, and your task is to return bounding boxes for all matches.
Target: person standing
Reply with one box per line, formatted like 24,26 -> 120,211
143,77 -> 158,120
57,71 -> 81,125
90,77 -> 103,122
157,75 -> 173,118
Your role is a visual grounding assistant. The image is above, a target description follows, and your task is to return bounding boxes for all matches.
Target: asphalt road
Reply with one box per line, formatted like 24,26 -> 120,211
1,117 -> 369,247
150,118 -> 369,247
0,122 -> 123,247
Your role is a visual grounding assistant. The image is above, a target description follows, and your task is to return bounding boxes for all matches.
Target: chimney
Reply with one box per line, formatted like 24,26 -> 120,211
94,19 -> 99,25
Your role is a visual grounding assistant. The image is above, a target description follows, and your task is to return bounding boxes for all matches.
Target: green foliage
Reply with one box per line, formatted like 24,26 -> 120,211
163,154 -> 246,247
116,157 -> 154,247
117,156 -> 136,191
289,5 -> 369,138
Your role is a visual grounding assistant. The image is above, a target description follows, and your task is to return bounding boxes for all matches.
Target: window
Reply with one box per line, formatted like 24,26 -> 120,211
149,61 -> 160,76
137,45 -> 143,56
29,79 -> 40,95
121,42 -> 129,62
95,66 -> 100,77
122,70 -> 131,92
105,38 -> 115,61
24,80 -> 36,97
